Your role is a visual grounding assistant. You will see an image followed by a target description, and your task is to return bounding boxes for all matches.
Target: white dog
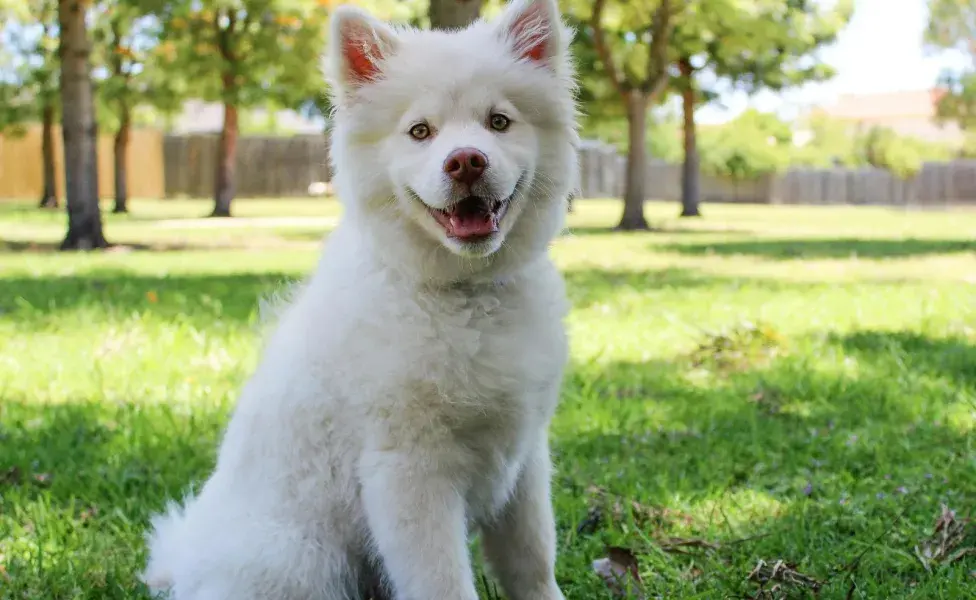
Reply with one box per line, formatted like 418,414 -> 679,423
142,0 -> 579,598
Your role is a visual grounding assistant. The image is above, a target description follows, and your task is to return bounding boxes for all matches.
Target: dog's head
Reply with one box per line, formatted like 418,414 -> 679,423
326,0 -> 579,282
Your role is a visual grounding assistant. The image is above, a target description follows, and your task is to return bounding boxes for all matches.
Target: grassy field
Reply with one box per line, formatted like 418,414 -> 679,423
0,198 -> 974,599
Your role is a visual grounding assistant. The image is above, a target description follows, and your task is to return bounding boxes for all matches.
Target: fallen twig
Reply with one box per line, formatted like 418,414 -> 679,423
914,504 -> 975,572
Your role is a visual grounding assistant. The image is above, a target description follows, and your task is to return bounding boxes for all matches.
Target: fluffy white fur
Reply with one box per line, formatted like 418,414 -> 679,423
142,1 -> 579,598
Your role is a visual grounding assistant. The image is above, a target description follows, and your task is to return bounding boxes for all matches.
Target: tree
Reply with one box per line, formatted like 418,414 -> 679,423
789,114 -> 954,175
697,109 -> 792,180
676,55 -> 702,216
671,0 -> 852,217
92,1 -> 182,214
32,1 -> 61,209
569,8 -> 682,163
2,0 -> 62,208
935,72 -> 976,132
157,1 -> 329,216
925,1 -> 976,137
58,0 -> 108,249
582,0 -> 674,230
668,1 -> 733,218
924,0 -> 976,59
860,126 -> 924,180
428,0 -> 483,29
857,125 -> 953,179
791,113 -> 866,168
0,84 -> 31,136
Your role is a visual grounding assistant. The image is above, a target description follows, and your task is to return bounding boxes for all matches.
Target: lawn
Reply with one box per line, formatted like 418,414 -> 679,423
0,198 -> 974,599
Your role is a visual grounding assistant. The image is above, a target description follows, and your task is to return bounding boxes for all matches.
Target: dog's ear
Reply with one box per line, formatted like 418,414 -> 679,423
327,6 -> 399,96
494,0 -> 564,67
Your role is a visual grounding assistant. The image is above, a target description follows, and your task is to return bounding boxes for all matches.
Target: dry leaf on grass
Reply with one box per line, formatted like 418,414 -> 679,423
592,546 -> 646,599
79,505 -> 99,523
746,559 -> 822,599
749,386 -> 785,415
914,504 -> 976,572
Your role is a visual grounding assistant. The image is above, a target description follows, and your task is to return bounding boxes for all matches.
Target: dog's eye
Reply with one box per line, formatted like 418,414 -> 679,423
489,113 -> 511,132
409,123 -> 431,140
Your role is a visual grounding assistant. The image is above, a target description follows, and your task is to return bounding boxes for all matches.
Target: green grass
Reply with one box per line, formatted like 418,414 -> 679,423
1,198 -> 974,598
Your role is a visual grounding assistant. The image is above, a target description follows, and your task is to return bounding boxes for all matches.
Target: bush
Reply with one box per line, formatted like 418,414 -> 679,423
698,110 -> 791,181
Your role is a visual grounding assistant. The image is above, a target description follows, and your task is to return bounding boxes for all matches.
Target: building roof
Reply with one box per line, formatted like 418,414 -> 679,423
819,89 -> 947,121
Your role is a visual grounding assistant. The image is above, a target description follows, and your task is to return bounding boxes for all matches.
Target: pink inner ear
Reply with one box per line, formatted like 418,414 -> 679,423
509,7 -> 549,63
343,27 -> 382,83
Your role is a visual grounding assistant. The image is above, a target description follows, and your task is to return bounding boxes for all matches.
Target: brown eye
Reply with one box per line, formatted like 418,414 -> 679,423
409,123 -> 431,140
489,113 -> 510,132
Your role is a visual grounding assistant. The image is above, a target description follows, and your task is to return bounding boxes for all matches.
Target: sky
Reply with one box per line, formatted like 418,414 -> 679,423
694,0 -> 973,124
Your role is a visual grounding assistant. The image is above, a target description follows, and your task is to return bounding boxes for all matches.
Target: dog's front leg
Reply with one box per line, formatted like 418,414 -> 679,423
480,435 -> 565,600
360,449 -> 479,600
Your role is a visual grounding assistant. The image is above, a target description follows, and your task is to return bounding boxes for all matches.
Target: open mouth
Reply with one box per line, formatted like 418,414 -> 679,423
428,196 -> 510,243
420,174 -> 525,244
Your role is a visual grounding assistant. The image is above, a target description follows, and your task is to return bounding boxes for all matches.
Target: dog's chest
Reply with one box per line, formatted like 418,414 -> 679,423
419,286 -> 564,511
406,283 -> 564,412
355,280 -> 566,515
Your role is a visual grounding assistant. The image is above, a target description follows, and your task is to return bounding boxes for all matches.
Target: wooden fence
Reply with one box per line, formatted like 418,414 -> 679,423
576,139 -> 976,207
0,125 -> 164,200
163,134 -> 330,198
5,130 -> 976,207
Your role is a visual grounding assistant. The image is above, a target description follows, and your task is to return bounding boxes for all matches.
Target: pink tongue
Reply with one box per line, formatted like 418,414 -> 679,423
449,213 -> 497,238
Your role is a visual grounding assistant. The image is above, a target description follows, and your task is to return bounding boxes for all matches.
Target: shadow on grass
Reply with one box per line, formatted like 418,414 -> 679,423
562,225 -> 753,237
3,266 -> 768,321
837,330 -> 976,387
552,330 -> 975,597
1,271 -> 302,324
0,237 -> 320,253
0,397 -> 227,599
0,398 -> 225,510
663,237 -> 976,260
562,267 -> 722,309
561,266 -> 808,311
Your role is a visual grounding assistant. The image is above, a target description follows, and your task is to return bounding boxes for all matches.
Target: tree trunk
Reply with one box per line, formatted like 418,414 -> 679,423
679,58 -> 701,218
113,103 -> 130,213
211,99 -> 238,217
58,0 -> 107,250
38,103 -> 58,209
428,0 -> 483,29
616,90 -> 650,231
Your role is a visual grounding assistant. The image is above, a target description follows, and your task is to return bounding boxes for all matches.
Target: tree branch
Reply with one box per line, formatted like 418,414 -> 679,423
677,55 -> 696,97
591,0 -> 628,96
110,20 -> 123,78
642,0 -> 672,101
216,9 -> 237,64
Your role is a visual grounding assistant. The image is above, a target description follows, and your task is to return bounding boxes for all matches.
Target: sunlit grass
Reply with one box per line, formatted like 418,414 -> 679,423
1,198 -> 974,598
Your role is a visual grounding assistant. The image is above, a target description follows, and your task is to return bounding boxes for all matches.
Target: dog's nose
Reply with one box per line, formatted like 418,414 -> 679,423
443,148 -> 488,186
